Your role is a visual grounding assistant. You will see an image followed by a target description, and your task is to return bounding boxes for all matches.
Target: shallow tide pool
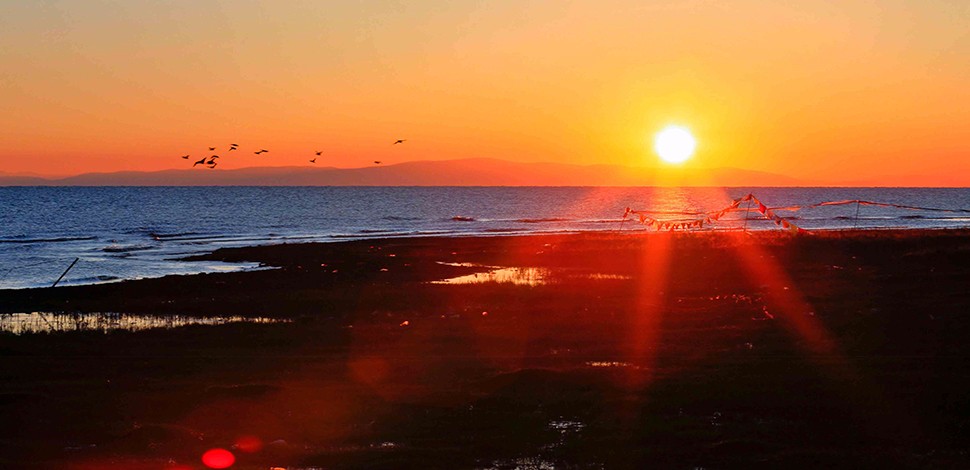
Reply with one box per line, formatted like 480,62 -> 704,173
431,262 -> 631,286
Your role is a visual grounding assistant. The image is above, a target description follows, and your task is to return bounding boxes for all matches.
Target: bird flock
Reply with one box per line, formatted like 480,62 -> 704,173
180,140 -> 406,169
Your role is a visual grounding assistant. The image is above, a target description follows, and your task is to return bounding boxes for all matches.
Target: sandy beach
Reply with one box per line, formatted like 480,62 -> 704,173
2,230 -> 970,469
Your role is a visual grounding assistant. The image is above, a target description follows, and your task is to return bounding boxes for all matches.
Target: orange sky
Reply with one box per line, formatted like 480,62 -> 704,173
2,1 -> 968,184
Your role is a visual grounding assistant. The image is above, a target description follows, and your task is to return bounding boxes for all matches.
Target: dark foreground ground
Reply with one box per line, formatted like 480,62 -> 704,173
2,230 -> 970,469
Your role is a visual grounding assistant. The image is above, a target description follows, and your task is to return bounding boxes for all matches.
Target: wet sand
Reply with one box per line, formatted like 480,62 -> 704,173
2,230 -> 970,468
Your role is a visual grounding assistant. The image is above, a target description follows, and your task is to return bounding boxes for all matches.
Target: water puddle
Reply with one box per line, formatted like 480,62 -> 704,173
584,361 -> 635,368
432,267 -> 549,286
477,457 -> 558,470
478,420 -> 590,470
0,312 -> 288,335
548,419 -> 586,435
585,273 -> 632,281
432,262 -> 630,286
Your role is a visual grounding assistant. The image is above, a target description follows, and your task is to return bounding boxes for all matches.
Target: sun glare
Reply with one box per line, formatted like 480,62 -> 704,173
654,126 -> 696,164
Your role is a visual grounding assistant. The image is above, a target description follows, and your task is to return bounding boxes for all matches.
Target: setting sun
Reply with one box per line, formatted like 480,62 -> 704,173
654,126 -> 696,164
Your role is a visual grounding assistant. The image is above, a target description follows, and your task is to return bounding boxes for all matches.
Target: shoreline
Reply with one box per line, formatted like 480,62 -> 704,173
2,228 -> 970,316
2,229 -> 970,468
3,226 -> 969,294
2,227 -> 969,313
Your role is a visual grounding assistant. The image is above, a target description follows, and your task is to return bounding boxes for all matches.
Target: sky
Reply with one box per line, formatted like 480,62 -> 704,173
2,0 -> 969,185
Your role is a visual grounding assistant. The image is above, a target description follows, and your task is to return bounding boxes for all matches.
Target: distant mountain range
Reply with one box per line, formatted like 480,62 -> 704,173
0,158 -> 808,187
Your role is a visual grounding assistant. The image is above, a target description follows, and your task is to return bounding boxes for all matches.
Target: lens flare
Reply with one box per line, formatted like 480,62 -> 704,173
234,435 -> 263,453
201,448 -> 235,469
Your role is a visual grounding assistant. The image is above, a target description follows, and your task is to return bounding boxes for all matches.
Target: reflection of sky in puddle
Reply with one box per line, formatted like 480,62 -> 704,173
0,312 -> 288,335
585,273 -> 631,281
436,262 -> 488,268
432,262 -> 631,286
585,361 -> 635,368
432,267 -> 548,286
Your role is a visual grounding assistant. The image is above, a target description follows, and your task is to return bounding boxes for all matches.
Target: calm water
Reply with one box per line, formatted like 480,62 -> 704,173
1,187 -> 969,289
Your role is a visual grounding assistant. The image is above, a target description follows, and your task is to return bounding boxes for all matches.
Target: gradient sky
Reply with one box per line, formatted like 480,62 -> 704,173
2,1 -> 968,184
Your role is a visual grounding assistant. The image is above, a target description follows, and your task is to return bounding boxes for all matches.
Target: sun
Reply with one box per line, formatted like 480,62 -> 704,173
654,126 -> 696,164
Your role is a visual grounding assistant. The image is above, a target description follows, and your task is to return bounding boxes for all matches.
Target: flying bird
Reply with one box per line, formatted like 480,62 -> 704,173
260,149 -> 269,153
315,151 -> 322,156
228,145 -> 237,151
393,139 -> 406,145
208,162 -> 218,169
374,160 -> 382,165
309,158 -> 316,163
206,155 -> 219,165
192,157 -> 207,167
208,147 -> 216,151
254,150 -> 263,155
180,155 -> 189,159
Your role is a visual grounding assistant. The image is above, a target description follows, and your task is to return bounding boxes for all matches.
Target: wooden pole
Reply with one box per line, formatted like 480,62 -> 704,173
51,258 -> 79,288
742,199 -> 752,233
618,207 -> 633,232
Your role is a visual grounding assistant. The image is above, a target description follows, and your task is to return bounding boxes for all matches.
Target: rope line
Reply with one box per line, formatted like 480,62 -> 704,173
620,193 -> 970,234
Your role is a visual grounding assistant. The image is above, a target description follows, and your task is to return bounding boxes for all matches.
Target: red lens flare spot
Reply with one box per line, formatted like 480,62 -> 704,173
349,357 -> 389,385
234,435 -> 263,453
202,448 -> 235,468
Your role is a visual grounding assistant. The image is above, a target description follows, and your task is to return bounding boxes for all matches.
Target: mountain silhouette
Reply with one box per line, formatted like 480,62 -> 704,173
0,158 -> 807,186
